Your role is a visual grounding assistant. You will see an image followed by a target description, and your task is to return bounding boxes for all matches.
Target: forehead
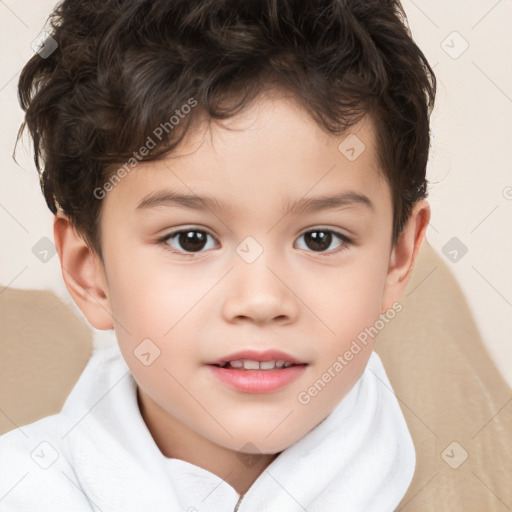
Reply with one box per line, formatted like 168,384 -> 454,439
101,89 -> 391,221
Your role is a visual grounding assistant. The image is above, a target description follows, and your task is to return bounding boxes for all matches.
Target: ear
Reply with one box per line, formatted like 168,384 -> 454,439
381,199 -> 431,311
53,211 -> 114,330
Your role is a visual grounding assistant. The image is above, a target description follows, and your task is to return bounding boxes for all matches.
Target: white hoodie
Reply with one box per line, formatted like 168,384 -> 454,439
0,344 -> 415,512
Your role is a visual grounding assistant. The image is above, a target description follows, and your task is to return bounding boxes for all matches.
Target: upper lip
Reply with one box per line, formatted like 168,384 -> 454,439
207,349 -> 307,365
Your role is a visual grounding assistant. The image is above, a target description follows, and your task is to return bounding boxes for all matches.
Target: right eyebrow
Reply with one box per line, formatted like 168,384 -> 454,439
136,190 -> 230,215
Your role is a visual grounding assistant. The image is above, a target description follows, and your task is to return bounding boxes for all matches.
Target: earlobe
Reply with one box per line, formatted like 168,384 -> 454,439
381,199 -> 431,312
53,212 -> 114,330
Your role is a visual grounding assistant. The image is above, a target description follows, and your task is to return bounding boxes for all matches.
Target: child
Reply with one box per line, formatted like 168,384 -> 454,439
0,0 -> 436,510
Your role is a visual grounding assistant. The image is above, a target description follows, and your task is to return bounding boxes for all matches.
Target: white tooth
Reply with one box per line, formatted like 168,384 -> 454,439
275,360 -> 285,368
284,362 -> 293,367
260,361 -> 276,370
230,360 -> 244,368
243,360 -> 260,370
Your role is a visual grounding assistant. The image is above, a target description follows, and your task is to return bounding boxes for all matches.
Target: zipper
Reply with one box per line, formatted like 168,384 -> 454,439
233,493 -> 245,512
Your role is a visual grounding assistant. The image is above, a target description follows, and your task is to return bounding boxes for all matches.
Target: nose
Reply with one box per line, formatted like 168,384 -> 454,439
221,255 -> 299,326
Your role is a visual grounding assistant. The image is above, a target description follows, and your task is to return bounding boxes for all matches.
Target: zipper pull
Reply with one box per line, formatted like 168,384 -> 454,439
233,493 -> 245,512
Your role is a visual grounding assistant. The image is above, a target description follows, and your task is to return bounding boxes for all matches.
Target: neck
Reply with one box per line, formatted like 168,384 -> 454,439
137,386 -> 279,495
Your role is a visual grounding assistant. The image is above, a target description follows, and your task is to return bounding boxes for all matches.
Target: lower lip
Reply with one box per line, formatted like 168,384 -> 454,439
206,364 -> 307,393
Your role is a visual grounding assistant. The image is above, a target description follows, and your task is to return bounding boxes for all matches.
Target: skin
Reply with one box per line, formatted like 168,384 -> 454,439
54,87 -> 430,496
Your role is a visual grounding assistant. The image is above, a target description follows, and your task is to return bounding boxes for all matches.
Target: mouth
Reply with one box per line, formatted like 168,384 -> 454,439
209,359 -> 306,370
205,350 -> 309,393
206,348 -> 308,368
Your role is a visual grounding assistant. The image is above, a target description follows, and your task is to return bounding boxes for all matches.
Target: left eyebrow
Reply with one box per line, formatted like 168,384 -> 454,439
284,191 -> 375,216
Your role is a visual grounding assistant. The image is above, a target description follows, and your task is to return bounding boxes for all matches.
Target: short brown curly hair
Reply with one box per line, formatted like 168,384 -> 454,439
17,0 -> 436,257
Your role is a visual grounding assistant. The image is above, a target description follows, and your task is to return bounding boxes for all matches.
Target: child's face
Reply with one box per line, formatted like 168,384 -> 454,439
89,90 -> 407,454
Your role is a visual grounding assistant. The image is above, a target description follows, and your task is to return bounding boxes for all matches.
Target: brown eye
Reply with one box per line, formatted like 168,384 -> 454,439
164,229 -> 217,253
304,230 -> 332,251
295,229 -> 349,254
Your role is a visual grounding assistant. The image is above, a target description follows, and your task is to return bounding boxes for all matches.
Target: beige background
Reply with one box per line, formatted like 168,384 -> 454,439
1,0 -> 511,386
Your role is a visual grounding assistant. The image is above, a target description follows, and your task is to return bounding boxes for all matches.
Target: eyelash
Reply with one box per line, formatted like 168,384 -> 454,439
157,227 -> 352,257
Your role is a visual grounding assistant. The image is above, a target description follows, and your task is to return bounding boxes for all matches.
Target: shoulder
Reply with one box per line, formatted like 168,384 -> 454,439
0,413 -> 66,463
0,415 -> 92,510
0,343 -> 123,511
0,345 -> 132,510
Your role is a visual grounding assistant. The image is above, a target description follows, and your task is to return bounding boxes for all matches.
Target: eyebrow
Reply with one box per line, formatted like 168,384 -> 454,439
136,189 -> 374,215
137,190 -> 230,214
285,191 -> 374,215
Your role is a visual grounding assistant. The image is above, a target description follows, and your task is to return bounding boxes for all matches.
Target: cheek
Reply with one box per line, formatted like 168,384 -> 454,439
304,253 -> 389,343
105,246 -> 204,335
108,261 -> 203,409
103,255 -> 213,401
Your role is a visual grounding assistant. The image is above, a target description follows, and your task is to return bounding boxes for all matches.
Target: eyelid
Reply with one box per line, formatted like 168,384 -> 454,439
157,226 -> 219,255
158,225 -> 217,239
297,225 -> 350,238
297,225 -> 352,244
